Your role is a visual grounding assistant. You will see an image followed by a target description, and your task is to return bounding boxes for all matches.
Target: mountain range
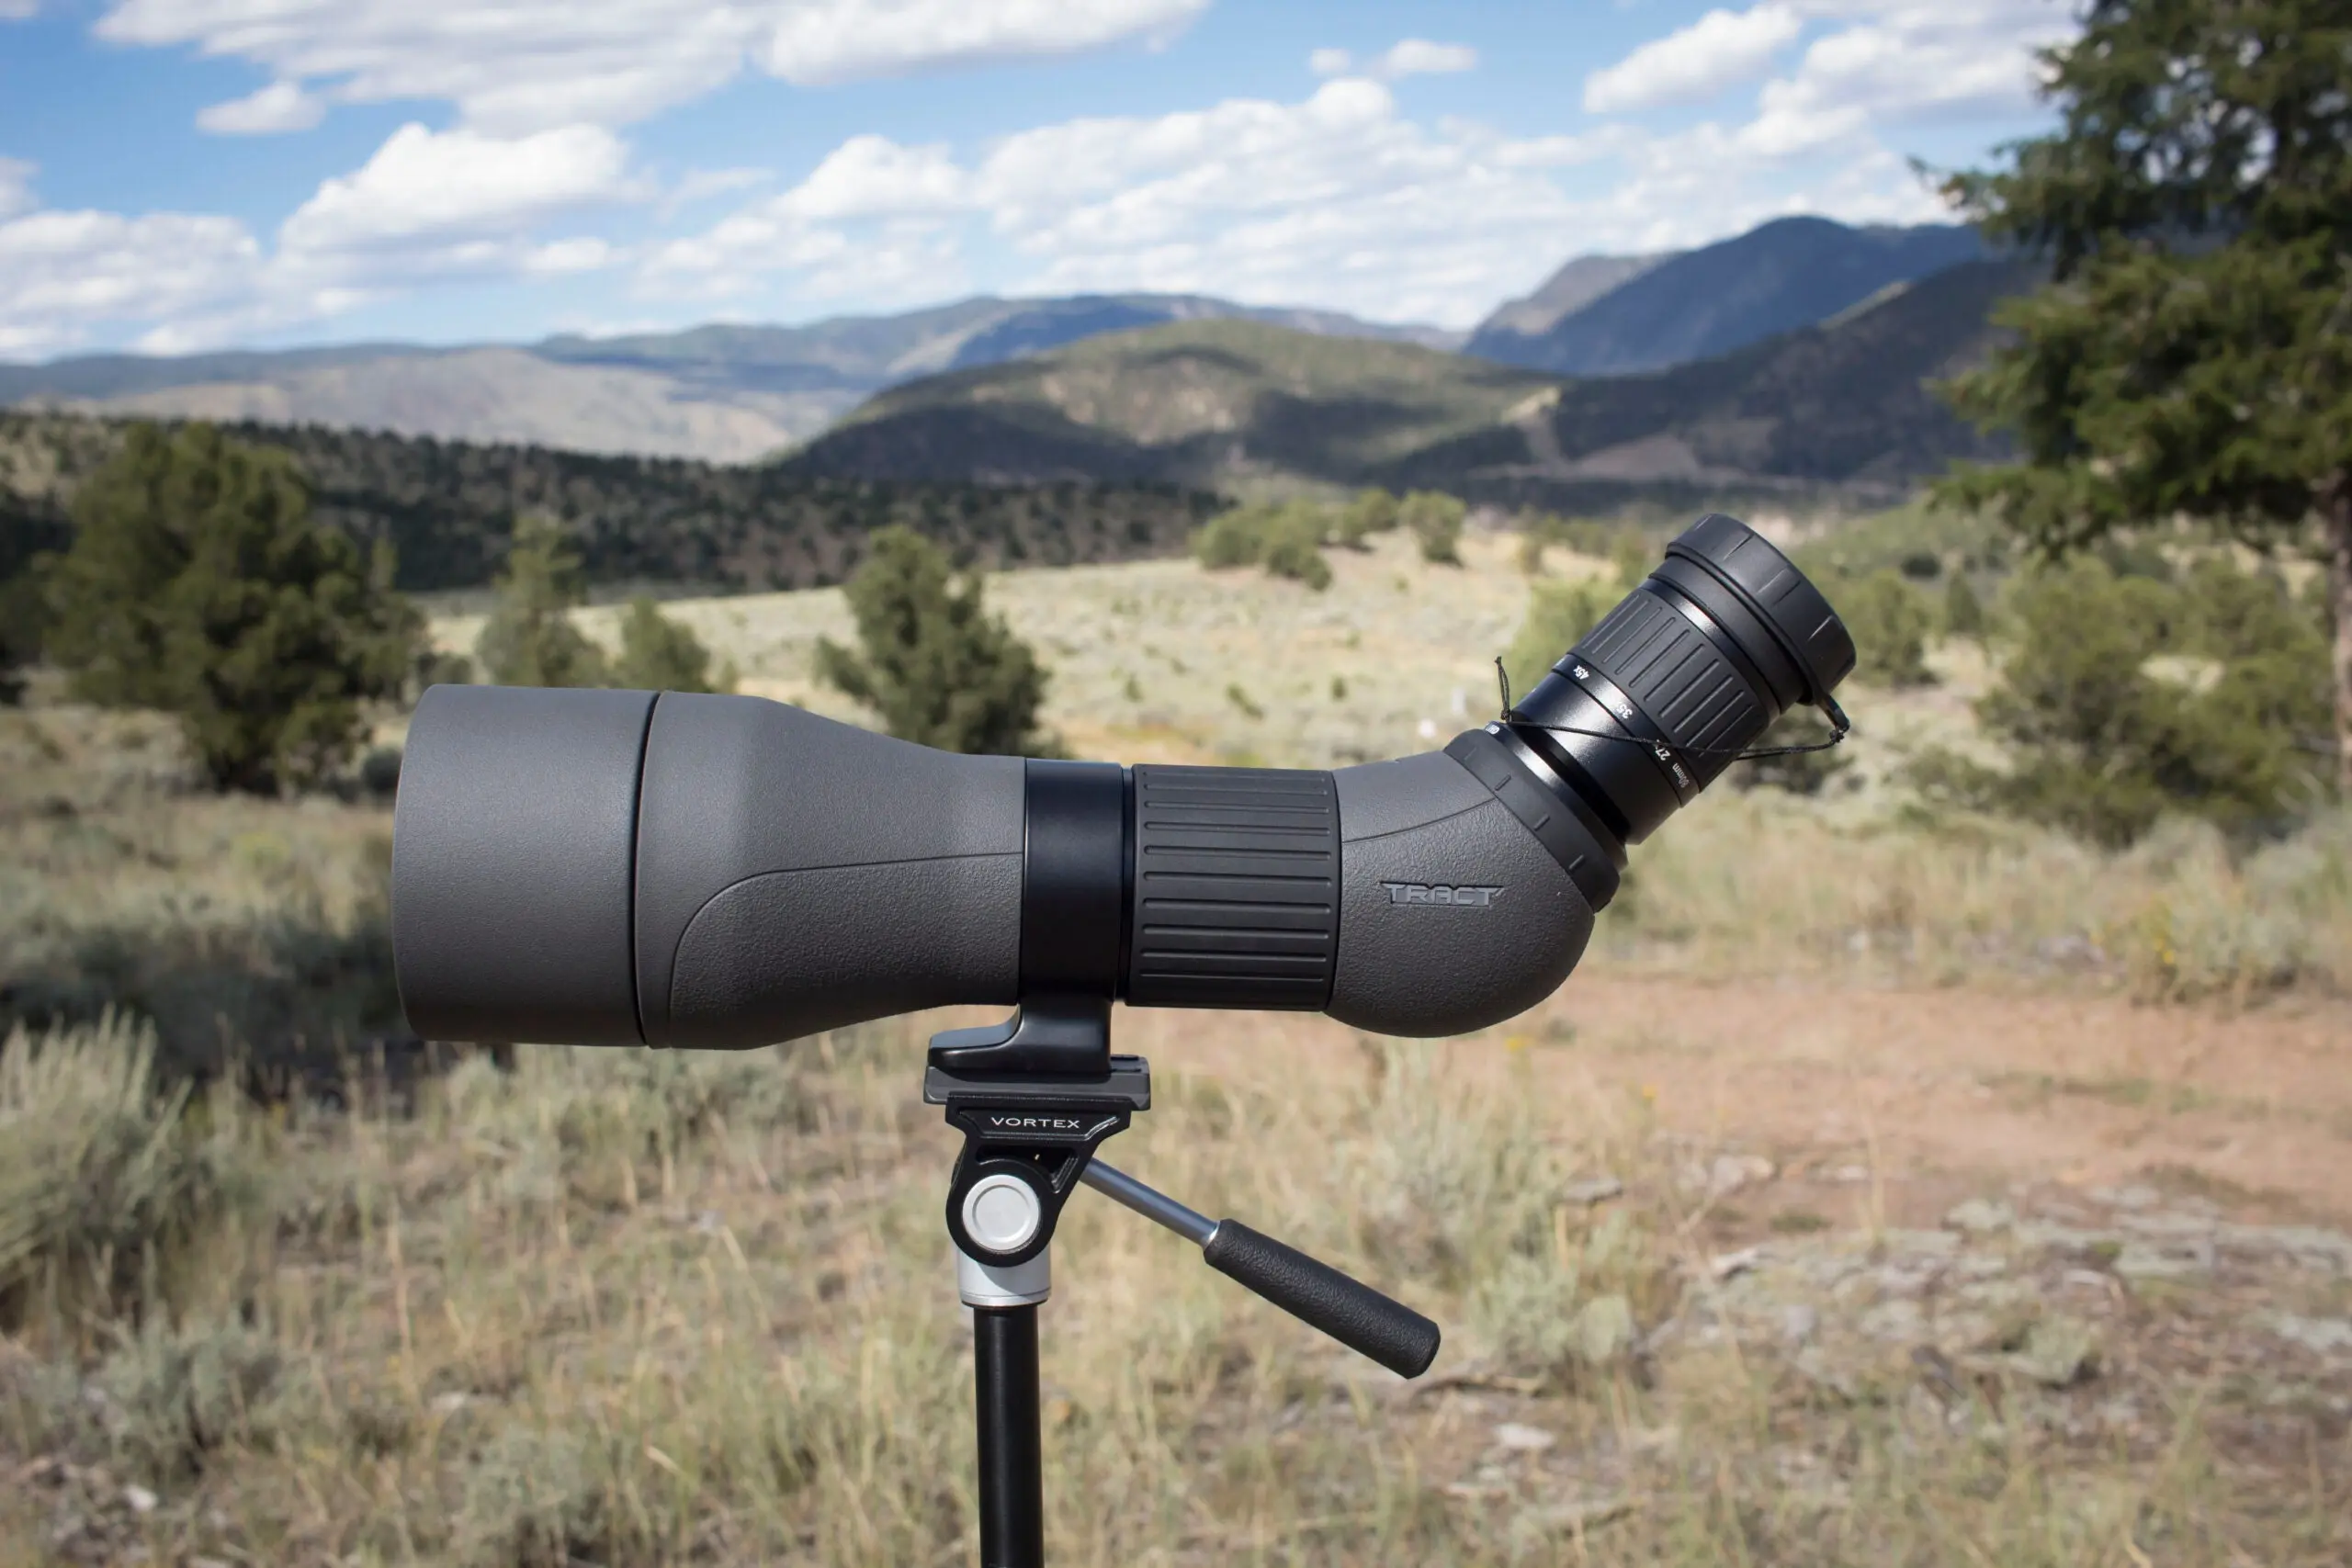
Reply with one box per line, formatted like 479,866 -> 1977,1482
0,296 -> 1460,465
783,254 -> 2033,510
0,217 -> 1999,469
3,244 -> 2030,602
1464,217 -> 1986,375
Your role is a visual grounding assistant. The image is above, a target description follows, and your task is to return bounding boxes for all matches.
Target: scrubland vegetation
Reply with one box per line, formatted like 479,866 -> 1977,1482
6,501 -> 2349,1563
6,995 -> 2349,1567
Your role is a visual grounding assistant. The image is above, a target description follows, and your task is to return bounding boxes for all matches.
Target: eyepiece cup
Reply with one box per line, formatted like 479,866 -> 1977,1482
1666,513 -> 1856,700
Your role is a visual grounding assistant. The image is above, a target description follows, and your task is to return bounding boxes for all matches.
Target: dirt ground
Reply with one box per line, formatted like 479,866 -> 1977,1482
1112,976 -> 2352,1225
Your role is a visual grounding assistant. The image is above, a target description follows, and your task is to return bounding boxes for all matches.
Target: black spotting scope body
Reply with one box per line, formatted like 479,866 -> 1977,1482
392,514 -> 1853,1048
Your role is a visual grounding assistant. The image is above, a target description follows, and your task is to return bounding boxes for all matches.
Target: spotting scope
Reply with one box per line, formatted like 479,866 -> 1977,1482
391,513 -> 1854,1047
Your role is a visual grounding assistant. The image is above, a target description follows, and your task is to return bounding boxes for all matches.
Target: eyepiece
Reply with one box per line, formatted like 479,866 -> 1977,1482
1489,513 -> 1853,897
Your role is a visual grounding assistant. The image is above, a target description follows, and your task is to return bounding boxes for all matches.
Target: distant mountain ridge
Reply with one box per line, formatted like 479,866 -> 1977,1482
1474,253 -> 1676,341
786,254 -> 2036,509
1,215 -> 2003,476
1,294 -> 1461,465
1465,217 -> 1985,376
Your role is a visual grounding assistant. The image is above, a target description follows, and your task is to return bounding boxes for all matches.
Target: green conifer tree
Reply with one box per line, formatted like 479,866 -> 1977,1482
1914,554 -> 2328,844
612,596 -> 735,694
1934,0 -> 2352,791
815,525 -> 1057,755
42,423 -> 421,793
1258,502 -> 1333,590
474,514 -> 610,688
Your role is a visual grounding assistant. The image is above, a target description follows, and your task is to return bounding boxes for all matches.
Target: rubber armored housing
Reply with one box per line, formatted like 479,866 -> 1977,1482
394,693 -> 1607,1047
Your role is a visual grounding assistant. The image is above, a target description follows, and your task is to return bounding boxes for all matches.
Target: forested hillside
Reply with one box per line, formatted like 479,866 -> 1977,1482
0,412 -> 1220,592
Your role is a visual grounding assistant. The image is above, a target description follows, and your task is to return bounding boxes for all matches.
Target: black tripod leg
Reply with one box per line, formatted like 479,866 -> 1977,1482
973,1305 -> 1044,1567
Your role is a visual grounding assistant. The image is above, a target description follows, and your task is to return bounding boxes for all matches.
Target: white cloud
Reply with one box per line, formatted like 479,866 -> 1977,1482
1738,1 -> 2069,156
0,118 -> 650,358
1584,3 -> 1802,113
650,79 -> 1612,327
779,135 -> 970,220
197,79 -> 325,134
644,34 -> 2016,327
523,237 -> 616,275
9,0 -> 2069,357
0,0 -> 38,18
762,0 -> 1207,85
1309,38 -> 1478,84
95,0 -> 1207,132
278,122 -> 641,269
0,207 -> 263,358
1375,39 -> 1476,79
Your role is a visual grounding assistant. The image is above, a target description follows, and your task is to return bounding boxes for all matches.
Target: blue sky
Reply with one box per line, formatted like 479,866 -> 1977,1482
0,1 -> 2075,360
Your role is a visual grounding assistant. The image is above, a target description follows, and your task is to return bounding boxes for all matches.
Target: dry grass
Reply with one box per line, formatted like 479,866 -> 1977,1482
4,534 -> 2348,1565
0,703 -> 404,1074
1600,792 -> 2352,999
1,1017 -> 2344,1566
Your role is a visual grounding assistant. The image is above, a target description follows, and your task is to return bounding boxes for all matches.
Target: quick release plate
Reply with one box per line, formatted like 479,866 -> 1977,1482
924,996 -> 1150,1266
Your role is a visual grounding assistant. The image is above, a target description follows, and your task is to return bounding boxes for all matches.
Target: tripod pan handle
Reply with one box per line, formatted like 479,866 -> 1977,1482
1202,1221 -> 1440,1378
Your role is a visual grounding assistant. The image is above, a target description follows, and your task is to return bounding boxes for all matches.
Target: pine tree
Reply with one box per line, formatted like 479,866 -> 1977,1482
1933,0 -> 2352,791
42,423 -> 421,793
0,491 -> 58,704
815,525 -> 1057,755
474,514 -> 610,688
612,596 -> 735,694
1193,504 -> 1272,570
1913,554 -> 2329,844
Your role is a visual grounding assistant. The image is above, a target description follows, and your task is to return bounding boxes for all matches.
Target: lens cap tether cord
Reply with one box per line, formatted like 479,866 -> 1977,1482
1495,655 -> 1853,768
924,995 -> 1441,1568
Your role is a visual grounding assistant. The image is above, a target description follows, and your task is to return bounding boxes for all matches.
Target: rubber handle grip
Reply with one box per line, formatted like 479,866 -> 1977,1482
1202,1220 -> 1441,1378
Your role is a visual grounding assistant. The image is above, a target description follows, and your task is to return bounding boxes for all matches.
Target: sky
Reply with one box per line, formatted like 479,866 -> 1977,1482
0,1 -> 2079,362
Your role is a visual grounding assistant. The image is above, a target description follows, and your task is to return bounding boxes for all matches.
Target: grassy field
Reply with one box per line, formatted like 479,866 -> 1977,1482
5,527 -> 2350,1566
5,1009 -> 2346,1566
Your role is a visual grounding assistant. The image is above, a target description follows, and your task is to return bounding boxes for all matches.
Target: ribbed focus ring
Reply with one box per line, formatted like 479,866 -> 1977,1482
1568,587 -> 1769,790
1125,766 -> 1338,1010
